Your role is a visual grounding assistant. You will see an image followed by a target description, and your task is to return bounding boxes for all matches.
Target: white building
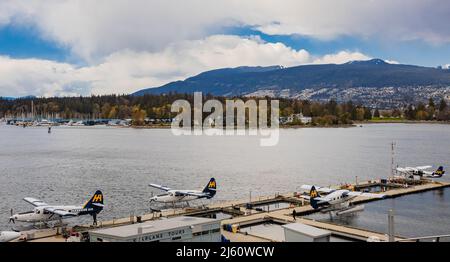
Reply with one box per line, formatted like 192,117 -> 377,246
295,113 -> 312,124
89,216 -> 221,242
282,223 -> 331,242
281,113 -> 312,124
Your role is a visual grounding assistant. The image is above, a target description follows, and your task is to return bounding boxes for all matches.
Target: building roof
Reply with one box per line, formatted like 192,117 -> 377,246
282,223 -> 331,238
90,216 -> 218,238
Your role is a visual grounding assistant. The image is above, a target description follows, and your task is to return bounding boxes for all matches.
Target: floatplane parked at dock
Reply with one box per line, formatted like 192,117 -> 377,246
301,185 -> 386,217
149,178 -> 217,207
9,190 -> 104,227
396,166 -> 445,179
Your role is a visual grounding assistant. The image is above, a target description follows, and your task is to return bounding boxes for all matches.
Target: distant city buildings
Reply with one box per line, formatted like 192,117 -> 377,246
250,86 -> 450,109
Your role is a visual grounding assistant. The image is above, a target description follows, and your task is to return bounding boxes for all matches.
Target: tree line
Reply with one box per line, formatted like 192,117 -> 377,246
0,94 -> 448,126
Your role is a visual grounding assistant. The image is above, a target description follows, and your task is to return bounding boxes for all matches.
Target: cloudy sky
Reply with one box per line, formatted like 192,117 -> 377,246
1,0 -> 450,97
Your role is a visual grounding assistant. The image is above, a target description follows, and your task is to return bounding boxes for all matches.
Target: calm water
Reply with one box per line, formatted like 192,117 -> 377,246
0,123 -> 449,235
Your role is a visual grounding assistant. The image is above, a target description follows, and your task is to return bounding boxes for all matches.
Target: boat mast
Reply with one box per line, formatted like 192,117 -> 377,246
31,100 -> 34,122
391,141 -> 396,178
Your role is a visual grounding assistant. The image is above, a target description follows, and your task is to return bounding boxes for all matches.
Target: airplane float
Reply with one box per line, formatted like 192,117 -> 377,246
0,231 -> 21,242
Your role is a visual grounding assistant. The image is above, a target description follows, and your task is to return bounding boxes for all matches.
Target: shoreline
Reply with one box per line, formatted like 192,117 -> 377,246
360,120 -> 450,125
129,121 -> 450,129
3,120 -> 449,130
129,124 -> 357,129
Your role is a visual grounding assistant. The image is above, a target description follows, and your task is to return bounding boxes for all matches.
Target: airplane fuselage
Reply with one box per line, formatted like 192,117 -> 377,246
401,170 -> 440,178
405,169 -> 425,176
11,205 -> 94,223
319,190 -> 357,210
150,190 -> 206,203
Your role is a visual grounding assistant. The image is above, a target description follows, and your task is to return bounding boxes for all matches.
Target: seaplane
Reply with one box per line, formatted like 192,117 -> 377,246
300,185 -> 386,217
396,166 -> 445,179
149,178 -> 217,207
9,190 -> 104,227
0,231 -> 22,242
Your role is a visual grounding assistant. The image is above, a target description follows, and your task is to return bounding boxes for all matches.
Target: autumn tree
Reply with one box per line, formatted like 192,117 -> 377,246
131,106 -> 147,126
101,103 -> 112,119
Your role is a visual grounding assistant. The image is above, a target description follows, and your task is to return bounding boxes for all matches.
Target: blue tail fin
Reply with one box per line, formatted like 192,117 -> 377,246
433,166 -> 445,177
83,190 -> 104,213
309,186 -> 320,209
203,178 -> 216,198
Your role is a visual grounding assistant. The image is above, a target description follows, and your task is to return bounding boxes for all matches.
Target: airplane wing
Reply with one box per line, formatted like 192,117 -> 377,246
345,191 -> 385,198
173,191 -> 207,197
23,197 -> 48,207
44,207 -> 77,217
396,167 -> 412,173
300,195 -> 330,203
415,165 -> 433,170
149,183 -> 172,191
300,185 -> 335,194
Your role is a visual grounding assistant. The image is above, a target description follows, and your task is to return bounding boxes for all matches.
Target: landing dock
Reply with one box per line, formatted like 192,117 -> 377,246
15,179 -> 450,242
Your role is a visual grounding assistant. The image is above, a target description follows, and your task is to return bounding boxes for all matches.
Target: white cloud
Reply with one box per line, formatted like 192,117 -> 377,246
0,35 -> 371,97
1,0 -> 450,61
4,1 -> 429,96
0,56 -> 77,97
312,51 -> 370,65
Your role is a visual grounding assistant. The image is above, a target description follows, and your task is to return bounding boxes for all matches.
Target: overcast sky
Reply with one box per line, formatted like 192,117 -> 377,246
1,0 -> 450,97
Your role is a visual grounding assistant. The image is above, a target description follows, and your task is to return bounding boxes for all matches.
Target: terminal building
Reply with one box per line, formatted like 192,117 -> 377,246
282,223 -> 331,242
89,216 -> 221,242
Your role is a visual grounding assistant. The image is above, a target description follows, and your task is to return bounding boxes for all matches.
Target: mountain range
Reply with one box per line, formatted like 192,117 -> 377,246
0,96 -> 36,101
133,59 -> 450,108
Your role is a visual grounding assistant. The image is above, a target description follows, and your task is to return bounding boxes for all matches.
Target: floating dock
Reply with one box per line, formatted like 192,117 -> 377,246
13,179 -> 450,242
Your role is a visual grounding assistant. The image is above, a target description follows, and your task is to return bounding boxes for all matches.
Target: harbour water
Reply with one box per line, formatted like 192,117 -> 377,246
1,123 -> 449,235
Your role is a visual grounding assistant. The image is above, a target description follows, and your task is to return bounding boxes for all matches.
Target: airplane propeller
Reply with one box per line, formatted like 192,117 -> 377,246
149,192 -> 155,204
